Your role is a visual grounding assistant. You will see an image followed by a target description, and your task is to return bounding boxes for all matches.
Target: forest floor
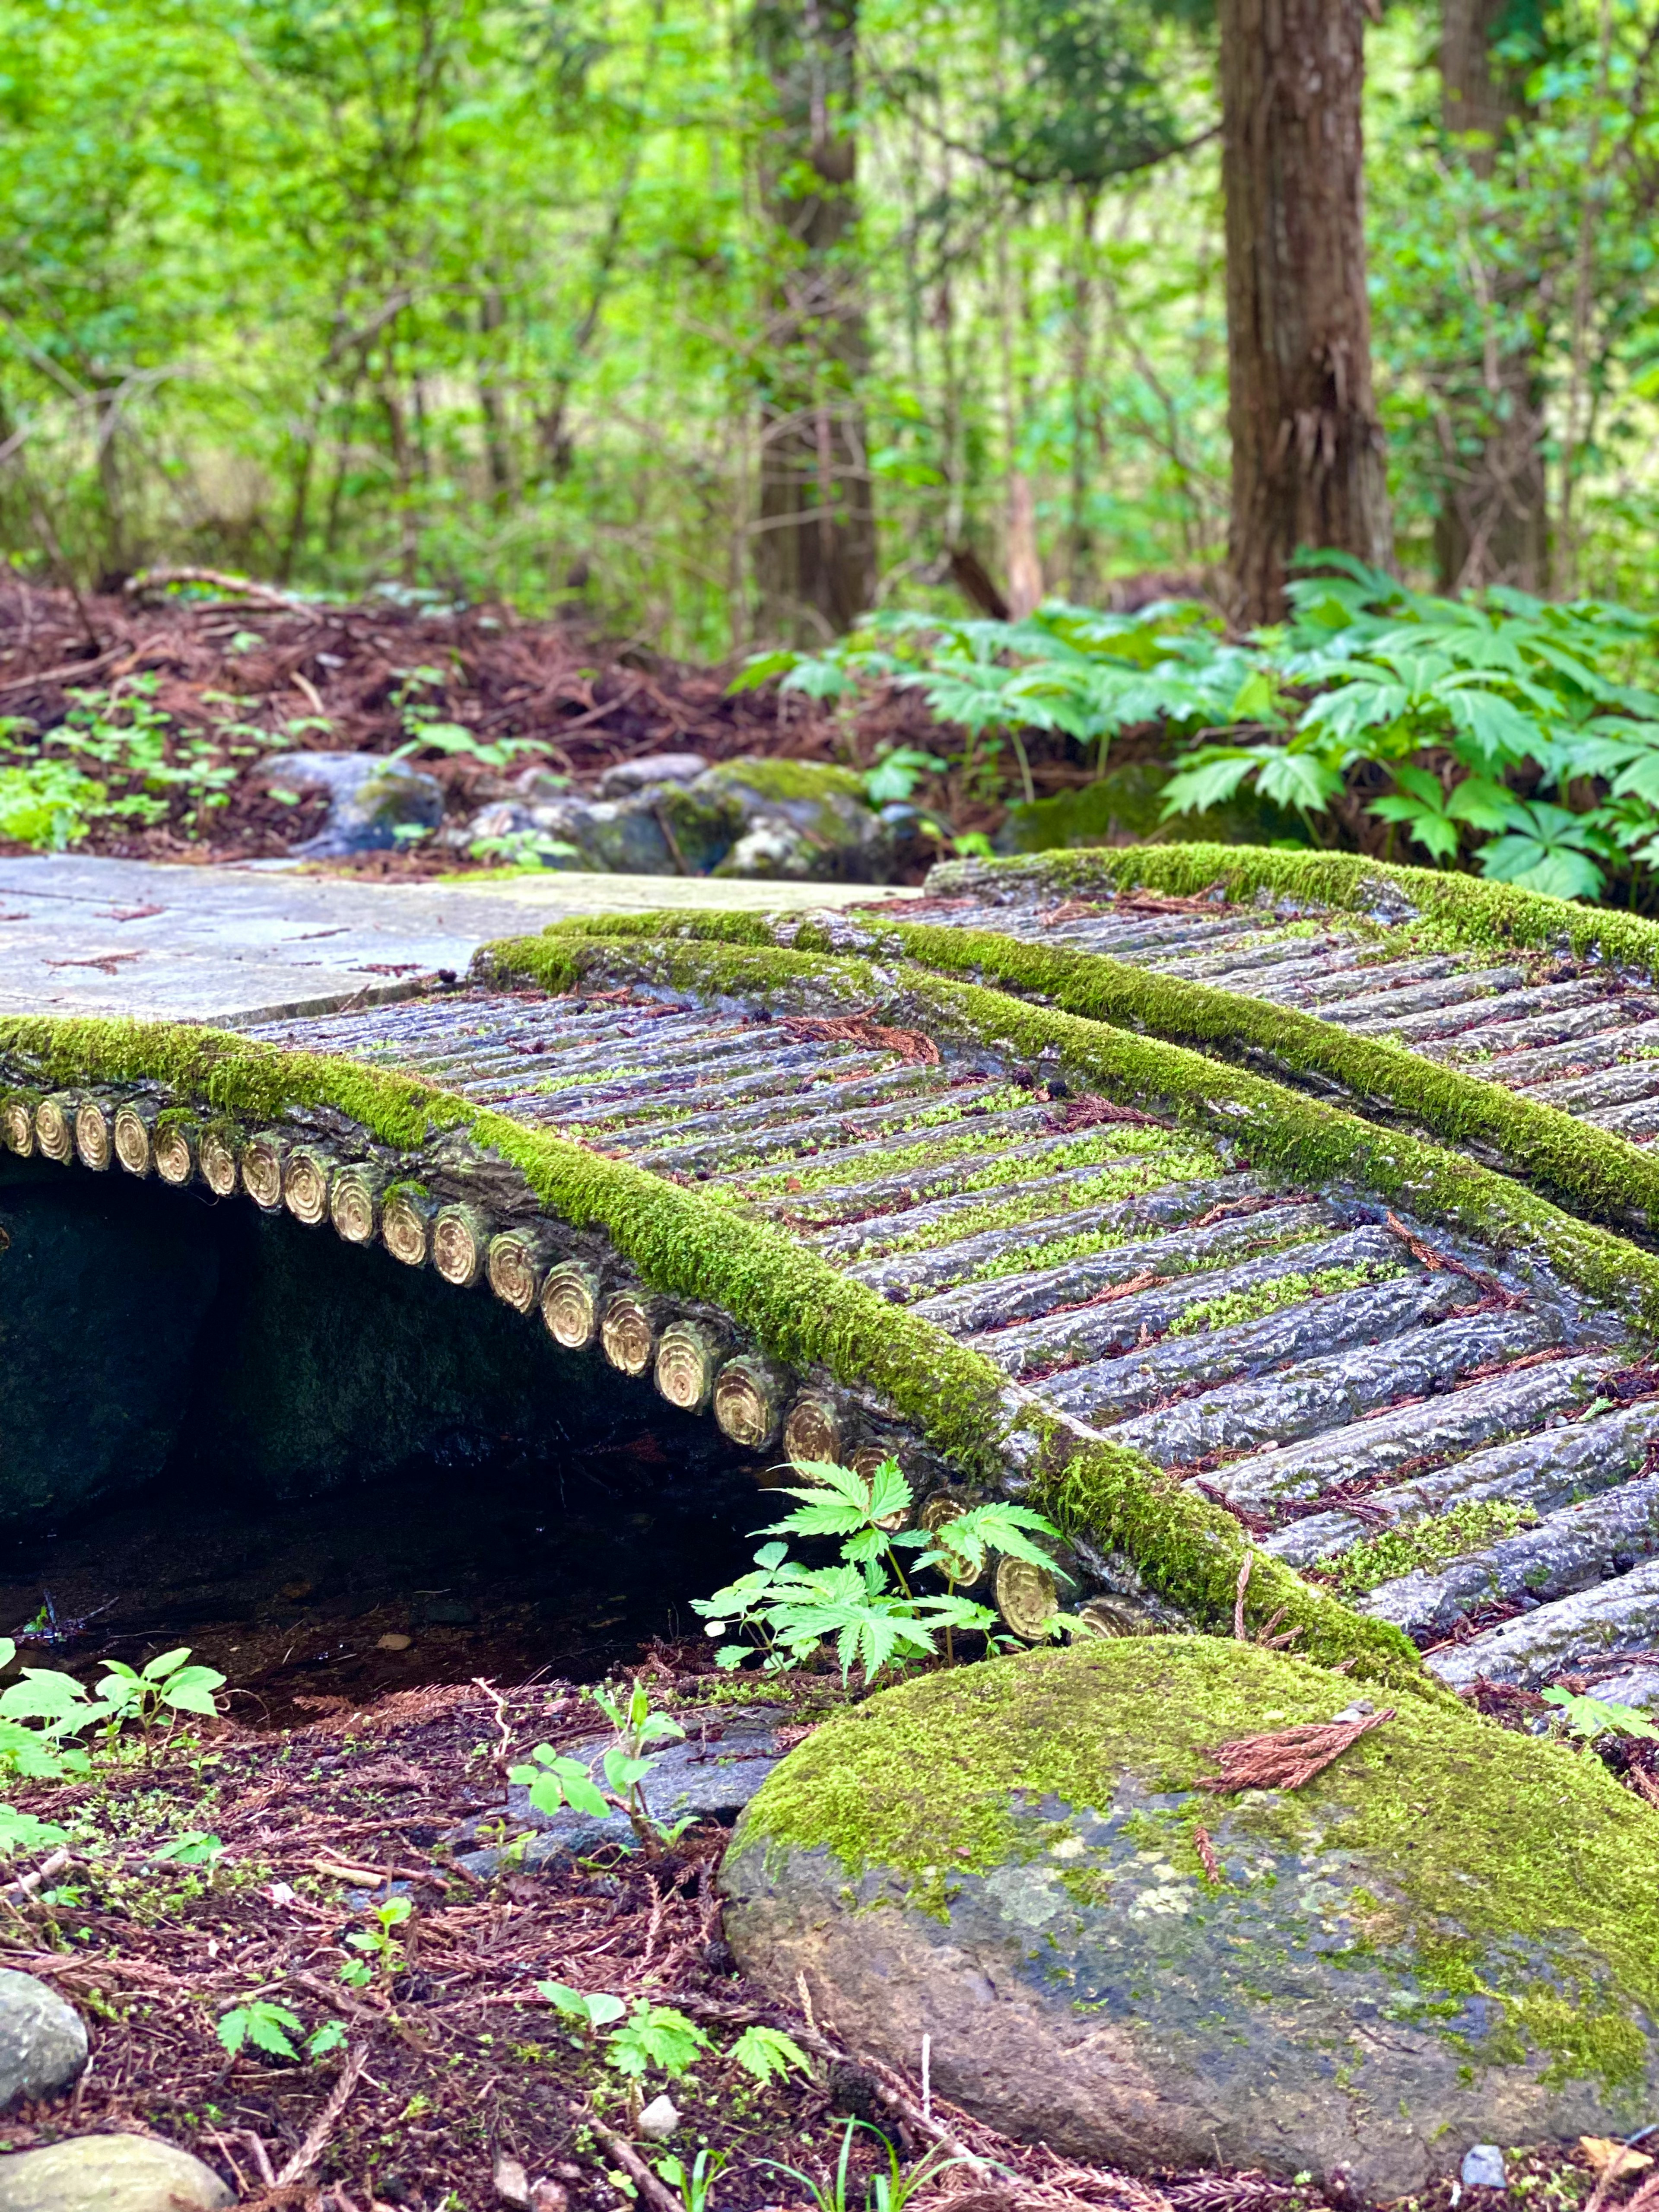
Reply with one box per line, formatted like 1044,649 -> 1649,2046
0,1652 -> 1625,2212
0,570 -> 1018,876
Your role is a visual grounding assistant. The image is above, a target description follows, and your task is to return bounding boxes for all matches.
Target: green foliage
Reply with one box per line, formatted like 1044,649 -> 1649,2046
692,1456 -> 1068,1681
151,1830 -> 226,1872
509,1681 -> 689,1850
341,1894 -> 411,1987
760,2119 -> 981,2212
605,2000 -> 710,2082
728,2023 -> 811,2086
0,1805 -> 67,1855
217,2001 -> 346,2063
1542,1687 -> 1659,1745
93,1647 -> 226,1728
654,2148 -> 728,2212
537,1982 -> 629,2044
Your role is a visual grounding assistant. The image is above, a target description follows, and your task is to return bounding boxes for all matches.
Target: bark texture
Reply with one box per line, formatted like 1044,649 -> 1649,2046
1434,0 -> 1548,591
752,0 -> 877,642
1219,0 -> 1393,626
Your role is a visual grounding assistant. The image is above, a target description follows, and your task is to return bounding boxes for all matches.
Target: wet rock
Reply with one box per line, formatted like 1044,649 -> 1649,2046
0,1972 -> 86,2107
719,1640 -> 1659,2198
1461,2145 -> 1508,2190
265,751 -> 444,858
452,1711 -> 785,1877
700,759 -> 893,882
0,2134 -> 230,2211
598,753 -> 708,798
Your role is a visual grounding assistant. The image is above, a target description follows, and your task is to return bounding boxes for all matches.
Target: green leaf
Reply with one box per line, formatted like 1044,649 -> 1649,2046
730,2024 -> 811,2085
1541,1687 -> 1659,1741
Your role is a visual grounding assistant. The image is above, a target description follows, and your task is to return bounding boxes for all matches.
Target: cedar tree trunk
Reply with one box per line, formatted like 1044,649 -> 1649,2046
1219,0 -> 1393,627
752,0 -> 877,642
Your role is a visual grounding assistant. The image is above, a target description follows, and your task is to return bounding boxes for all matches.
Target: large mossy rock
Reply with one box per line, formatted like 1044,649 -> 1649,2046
719,1640 -> 1659,2198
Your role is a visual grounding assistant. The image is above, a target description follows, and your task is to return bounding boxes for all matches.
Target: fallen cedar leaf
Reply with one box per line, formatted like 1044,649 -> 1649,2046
1197,1708 -> 1396,1794
1192,1825 -> 1223,1884
1580,2139 -> 1653,2182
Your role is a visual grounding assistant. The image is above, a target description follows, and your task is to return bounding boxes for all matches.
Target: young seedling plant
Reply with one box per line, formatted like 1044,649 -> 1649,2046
509,1678 -> 691,1854
218,2000 -> 348,2062
693,1457 -> 1070,1682
341,1894 -> 412,1987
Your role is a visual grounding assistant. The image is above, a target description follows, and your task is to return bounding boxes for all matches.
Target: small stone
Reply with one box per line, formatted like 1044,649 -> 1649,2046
376,1632 -> 413,1652
265,752 -> 444,858
636,2094 -> 680,2142
597,753 -> 708,798
0,2134 -> 232,2210
531,2181 -> 570,2212
0,1970 -> 87,2107
1461,2146 -> 1508,2191
494,2149 -> 531,2207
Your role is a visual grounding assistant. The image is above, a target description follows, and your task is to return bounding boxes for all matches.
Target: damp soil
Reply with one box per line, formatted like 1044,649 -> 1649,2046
0,1426 -> 772,1728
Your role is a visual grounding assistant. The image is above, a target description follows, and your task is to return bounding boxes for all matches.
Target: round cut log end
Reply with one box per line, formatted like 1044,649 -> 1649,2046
153,1123 -> 196,1186
784,1394 -> 842,1471
919,1490 -> 990,1590
74,1101 -> 113,1172
1076,1595 -> 1158,1640
381,1192 -> 431,1267
542,1262 -> 601,1349
995,1556 -> 1059,1642
713,1357 -> 784,1450
241,1137 -> 287,1212
487,1231 -> 545,1313
2,1095 -> 37,1159
655,1321 -> 722,1414
283,1149 -> 333,1227
34,1097 -> 74,1164
601,1293 -> 658,1377
199,1128 -> 239,1197
433,1205 -> 489,1289
853,1445 -> 911,1532
330,1171 -> 379,1244
113,1103 -> 153,1177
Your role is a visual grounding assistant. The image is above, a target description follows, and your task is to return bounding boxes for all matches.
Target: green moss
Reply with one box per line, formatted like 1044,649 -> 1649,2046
1320,1498 -> 1538,1595
929,842 -> 1659,981
501,922 -> 1659,1334
702,757 -> 867,806
1168,1260 -> 1403,1336
869,1150 -> 1223,1259
734,1638 -> 1659,2085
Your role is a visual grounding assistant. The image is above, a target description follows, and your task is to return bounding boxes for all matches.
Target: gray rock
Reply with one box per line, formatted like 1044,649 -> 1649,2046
0,2135 -> 232,2210
598,753 -> 708,798
1461,2145 -> 1508,2190
454,1711 -> 785,1878
699,759 -> 892,883
266,752 -> 444,858
637,2095 -> 680,2141
720,1641 -> 1659,2198
0,1973 -> 85,2108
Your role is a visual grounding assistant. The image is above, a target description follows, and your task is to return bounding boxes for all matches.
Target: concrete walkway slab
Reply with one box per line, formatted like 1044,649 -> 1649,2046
0,856 -> 913,1026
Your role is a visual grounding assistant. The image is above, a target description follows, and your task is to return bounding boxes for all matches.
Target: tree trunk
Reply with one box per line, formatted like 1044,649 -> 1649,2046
752,0 -> 877,642
1434,0 -> 1549,592
1218,0 -> 1392,628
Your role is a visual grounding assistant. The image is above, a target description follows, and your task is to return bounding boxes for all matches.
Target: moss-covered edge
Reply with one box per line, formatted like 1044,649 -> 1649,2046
870,918 -> 1659,1235
0,1004 -> 1430,1697
928,841 -> 1659,976
513,915 -> 1659,1332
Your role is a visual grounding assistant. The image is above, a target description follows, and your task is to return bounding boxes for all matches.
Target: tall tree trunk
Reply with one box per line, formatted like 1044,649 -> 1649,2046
1218,0 -> 1392,629
1435,0 -> 1549,592
752,0 -> 877,642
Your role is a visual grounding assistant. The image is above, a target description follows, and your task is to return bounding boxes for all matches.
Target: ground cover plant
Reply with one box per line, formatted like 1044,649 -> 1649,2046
0,1645 -> 1646,2212
760,557 -> 1659,909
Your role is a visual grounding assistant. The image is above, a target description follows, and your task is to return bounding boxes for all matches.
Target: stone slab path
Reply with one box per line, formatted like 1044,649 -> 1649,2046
0,856 -> 908,1025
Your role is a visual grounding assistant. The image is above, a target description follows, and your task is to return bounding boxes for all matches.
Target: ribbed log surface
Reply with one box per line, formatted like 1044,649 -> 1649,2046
238,971 -> 1655,1700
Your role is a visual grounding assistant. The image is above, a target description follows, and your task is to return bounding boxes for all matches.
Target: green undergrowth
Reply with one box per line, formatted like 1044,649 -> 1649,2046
1167,1260 -> 1402,1336
513,919 -> 1659,1334
0,1001 -> 1431,1696
1319,1498 -> 1540,1595
730,1639 -> 1659,2091
931,842 -> 1659,980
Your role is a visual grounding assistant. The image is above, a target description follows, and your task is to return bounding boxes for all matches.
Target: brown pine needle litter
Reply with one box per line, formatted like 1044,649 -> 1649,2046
778,1013 -> 942,1065
1196,1708 -> 1395,1795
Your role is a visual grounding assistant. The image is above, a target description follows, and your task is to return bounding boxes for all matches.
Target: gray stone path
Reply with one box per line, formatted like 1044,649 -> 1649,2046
0,855 -> 909,1025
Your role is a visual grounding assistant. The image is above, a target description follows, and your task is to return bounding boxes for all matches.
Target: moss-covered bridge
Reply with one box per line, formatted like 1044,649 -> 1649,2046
5,845 -> 1659,1713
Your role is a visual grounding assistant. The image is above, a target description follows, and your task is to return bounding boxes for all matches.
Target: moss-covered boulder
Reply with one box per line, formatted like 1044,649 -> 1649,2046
719,1641 -> 1659,2198
689,758 -> 893,881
